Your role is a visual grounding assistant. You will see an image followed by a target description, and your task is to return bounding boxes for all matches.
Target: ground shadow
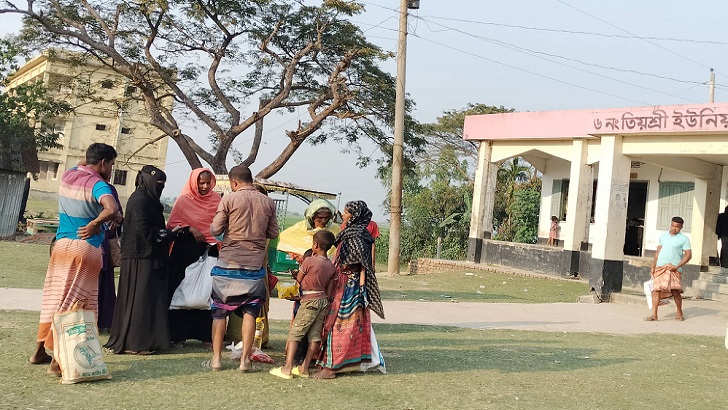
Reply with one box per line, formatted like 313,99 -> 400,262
380,290 -> 525,302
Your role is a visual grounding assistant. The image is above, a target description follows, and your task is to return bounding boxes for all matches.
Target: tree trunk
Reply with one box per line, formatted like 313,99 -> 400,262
170,134 -> 203,170
255,139 -> 304,179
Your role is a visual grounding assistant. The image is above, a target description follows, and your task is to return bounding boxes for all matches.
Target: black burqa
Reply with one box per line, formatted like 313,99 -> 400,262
105,166 -> 175,354
335,200 -> 384,319
716,206 -> 728,267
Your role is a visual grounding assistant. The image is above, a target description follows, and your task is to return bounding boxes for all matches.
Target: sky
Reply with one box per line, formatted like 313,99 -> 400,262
3,0 -> 728,221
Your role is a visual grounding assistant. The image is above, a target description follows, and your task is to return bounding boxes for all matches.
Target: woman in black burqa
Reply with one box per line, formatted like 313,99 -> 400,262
104,165 -> 178,354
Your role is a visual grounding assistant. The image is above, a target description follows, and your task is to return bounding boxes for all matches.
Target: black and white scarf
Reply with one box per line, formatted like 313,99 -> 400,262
335,200 -> 384,319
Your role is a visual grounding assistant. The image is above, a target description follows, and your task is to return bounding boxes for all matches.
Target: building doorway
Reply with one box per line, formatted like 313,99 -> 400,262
624,181 -> 648,256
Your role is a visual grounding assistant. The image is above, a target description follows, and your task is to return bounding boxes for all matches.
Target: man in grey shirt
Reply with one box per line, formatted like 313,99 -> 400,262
205,164 -> 278,372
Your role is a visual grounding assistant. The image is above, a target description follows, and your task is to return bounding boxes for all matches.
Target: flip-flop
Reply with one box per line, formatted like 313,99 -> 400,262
291,367 -> 309,378
674,316 -> 684,321
269,366 -> 293,379
29,354 -> 53,365
202,359 -> 222,371
644,316 -> 657,321
239,364 -> 260,373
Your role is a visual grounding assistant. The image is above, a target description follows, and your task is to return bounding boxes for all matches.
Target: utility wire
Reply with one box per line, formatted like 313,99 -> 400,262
554,0 -> 725,76
360,1 -> 726,46
415,16 -> 704,103
357,2 -> 714,91
415,16 -> 707,87
419,15 -> 728,46
409,32 -> 651,105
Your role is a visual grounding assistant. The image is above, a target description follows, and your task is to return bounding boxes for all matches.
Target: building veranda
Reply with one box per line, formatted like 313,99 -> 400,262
465,102 -> 728,300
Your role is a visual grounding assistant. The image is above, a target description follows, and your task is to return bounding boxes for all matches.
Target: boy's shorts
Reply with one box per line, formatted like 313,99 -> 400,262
211,304 -> 260,320
288,298 -> 329,343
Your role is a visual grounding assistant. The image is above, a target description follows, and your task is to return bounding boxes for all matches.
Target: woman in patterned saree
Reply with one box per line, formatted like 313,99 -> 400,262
314,200 -> 386,379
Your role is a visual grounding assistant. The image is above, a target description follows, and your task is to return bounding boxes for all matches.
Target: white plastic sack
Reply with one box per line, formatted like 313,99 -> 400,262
170,249 -> 216,310
725,323 -> 728,349
225,342 -> 274,364
644,279 -> 654,310
51,303 -> 111,384
643,278 -> 670,310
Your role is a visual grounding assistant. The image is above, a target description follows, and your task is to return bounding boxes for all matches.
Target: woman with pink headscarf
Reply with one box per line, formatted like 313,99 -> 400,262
166,168 -> 221,349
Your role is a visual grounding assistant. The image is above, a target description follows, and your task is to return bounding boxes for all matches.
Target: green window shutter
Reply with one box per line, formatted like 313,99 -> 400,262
551,179 -> 562,221
657,182 -> 694,232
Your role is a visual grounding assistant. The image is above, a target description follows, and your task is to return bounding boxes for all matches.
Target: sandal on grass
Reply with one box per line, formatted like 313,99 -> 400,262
202,359 -> 222,371
29,353 -> 53,365
269,366 -> 292,379
291,367 -> 309,378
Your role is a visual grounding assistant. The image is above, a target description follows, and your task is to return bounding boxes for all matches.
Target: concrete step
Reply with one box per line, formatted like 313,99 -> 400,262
610,292 -> 648,308
694,289 -> 728,303
689,280 -> 728,293
696,272 -> 728,284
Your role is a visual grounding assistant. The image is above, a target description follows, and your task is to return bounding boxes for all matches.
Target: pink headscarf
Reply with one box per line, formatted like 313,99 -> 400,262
167,168 -> 221,244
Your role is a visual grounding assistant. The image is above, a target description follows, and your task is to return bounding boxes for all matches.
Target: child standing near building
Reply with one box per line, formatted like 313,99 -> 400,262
270,230 -> 337,379
548,215 -> 559,246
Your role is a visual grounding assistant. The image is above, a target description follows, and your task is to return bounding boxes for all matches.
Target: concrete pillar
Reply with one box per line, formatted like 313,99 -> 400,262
467,141 -> 496,262
589,136 -> 630,299
691,171 -> 721,270
562,139 -> 592,275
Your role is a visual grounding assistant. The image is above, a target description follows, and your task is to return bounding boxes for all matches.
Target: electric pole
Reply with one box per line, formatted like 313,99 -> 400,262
388,0 -> 419,276
709,68 -> 715,103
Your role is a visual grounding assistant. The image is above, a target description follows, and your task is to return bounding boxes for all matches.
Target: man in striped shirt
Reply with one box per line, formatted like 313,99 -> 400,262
29,143 -> 121,376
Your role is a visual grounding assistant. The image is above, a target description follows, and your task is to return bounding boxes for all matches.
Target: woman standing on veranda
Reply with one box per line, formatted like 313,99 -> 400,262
314,200 -> 386,379
104,166 -> 178,354
166,168 -> 221,349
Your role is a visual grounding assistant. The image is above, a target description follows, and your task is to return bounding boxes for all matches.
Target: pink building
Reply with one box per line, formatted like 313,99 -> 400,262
464,102 -> 728,299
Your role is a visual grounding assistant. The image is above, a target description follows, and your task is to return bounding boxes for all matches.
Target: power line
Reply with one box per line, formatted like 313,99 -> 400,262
553,0 -> 725,76
414,16 -> 704,104
419,15 -> 728,46
409,32 -> 651,105
415,16 -> 707,86
358,1 -> 713,93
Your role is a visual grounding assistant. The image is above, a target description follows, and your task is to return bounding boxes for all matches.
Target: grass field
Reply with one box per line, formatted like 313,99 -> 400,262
377,270 -> 586,303
0,242 -> 587,304
24,198 -> 59,219
1,310 -> 727,409
0,242 -> 51,288
2,240 -> 727,409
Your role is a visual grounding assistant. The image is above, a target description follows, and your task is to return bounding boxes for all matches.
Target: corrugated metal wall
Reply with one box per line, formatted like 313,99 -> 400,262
0,171 -> 26,237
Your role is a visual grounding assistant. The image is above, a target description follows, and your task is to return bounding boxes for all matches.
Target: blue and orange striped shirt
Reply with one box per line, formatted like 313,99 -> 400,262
56,166 -> 114,248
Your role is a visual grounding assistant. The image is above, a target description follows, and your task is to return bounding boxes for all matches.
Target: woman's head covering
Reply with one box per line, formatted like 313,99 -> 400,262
304,199 -> 337,230
166,168 -> 221,244
135,165 -> 166,201
335,200 -> 384,319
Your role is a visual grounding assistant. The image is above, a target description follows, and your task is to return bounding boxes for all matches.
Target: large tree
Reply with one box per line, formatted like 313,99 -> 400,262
418,103 -> 515,171
0,0 -> 422,176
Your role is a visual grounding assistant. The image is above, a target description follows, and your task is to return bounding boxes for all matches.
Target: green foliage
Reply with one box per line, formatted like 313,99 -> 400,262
382,103 -> 519,263
3,1 -> 421,176
374,230 -> 389,263
509,180 -> 542,244
399,146 -> 472,262
493,158 -> 541,243
0,39 -> 72,174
